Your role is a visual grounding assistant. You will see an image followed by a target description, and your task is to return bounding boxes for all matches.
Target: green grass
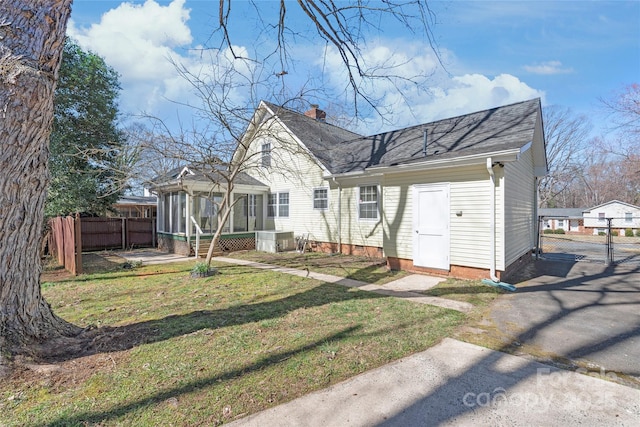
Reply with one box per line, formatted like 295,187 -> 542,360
2,257 -> 465,426
422,278 -> 505,307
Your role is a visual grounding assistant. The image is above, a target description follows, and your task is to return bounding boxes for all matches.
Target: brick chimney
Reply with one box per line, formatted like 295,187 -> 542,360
304,104 -> 326,122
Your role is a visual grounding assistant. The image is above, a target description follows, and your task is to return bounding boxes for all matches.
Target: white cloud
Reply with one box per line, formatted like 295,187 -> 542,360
318,40 -> 545,133
67,0 -> 200,119
66,1 -> 546,136
523,60 -> 573,75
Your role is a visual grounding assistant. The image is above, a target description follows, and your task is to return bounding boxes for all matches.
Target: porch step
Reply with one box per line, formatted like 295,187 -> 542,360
194,238 -> 223,258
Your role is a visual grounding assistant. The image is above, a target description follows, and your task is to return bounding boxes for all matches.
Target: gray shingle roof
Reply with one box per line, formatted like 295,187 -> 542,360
150,165 -> 267,188
266,99 -> 541,175
538,208 -> 585,218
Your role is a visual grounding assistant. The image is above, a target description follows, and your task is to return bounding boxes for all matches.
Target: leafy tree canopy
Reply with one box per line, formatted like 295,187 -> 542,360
46,38 -> 125,217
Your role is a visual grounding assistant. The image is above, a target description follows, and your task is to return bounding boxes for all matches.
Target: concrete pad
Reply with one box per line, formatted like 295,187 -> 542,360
228,338 -> 640,427
380,274 -> 445,293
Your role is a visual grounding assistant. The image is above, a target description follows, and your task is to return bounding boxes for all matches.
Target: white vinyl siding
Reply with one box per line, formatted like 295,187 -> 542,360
503,148 -> 536,269
243,125 -> 339,242
382,164 -> 492,269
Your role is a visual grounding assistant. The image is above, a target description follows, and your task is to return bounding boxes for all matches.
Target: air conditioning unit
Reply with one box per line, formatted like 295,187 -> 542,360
256,231 -> 295,253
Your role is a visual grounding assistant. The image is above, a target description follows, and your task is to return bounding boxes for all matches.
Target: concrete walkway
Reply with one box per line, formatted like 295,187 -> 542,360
214,256 -> 473,313
228,338 -> 640,426
119,249 -> 193,265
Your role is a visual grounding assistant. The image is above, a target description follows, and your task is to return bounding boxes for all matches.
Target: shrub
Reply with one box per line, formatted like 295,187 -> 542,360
611,230 -> 619,236
543,228 -> 565,234
637,229 -> 640,237
598,231 -> 606,236
625,228 -> 634,237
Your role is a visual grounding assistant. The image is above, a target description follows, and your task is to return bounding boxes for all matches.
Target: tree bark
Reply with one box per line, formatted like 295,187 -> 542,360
0,0 -> 80,358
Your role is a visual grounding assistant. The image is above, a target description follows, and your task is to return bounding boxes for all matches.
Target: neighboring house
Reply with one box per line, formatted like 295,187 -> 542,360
151,98 -> 547,280
111,195 -> 157,218
538,208 -> 585,234
582,200 -> 640,235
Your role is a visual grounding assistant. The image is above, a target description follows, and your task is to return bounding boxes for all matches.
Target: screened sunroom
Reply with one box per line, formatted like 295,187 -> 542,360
149,166 -> 269,256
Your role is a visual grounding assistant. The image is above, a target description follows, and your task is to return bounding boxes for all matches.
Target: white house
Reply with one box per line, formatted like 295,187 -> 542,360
582,200 -> 640,235
538,208 -> 585,233
151,99 -> 547,280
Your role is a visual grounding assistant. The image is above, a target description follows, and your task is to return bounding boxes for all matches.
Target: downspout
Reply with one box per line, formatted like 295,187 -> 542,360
333,177 -> 342,254
486,158 -> 500,282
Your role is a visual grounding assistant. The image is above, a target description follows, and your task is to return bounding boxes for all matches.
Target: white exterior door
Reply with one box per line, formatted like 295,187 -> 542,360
413,184 -> 450,270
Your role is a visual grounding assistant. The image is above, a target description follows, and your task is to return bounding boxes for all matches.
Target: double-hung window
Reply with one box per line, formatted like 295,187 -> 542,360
358,185 -> 378,220
625,212 -> 633,223
598,212 -> 605,222
261,142 -> 271,168
313,188 -> 328,210
267,194 -> 278,217
267,192 -> 289,218
278,193 -> 289,217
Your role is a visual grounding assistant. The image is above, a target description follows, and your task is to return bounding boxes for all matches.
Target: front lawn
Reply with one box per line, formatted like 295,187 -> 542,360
1,256 -> 464,426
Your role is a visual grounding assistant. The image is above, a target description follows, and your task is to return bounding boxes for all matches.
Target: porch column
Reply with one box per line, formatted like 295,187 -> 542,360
229,191 -> 234,233
185,192 -> 191,239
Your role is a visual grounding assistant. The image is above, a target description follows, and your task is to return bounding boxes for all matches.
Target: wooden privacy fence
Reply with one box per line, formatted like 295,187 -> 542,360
49,215 -> 82,275
81,217 -> 156,251
49,216 -> 156,275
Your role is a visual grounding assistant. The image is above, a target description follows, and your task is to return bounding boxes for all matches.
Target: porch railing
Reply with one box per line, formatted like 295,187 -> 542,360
190,216 -> 204,257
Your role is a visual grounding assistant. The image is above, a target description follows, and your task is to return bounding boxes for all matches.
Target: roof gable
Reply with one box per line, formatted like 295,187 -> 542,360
260,101 -> 364,172
584,200 -> 640,212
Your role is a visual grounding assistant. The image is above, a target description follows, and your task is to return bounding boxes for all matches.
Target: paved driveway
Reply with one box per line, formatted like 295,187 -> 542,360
490,260 -> 640,383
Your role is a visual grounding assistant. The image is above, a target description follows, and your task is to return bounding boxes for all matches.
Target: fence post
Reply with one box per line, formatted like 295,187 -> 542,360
152,218 -> 156,248
535,216 -> 542,260
606,218 -> 614,265
122,218 -> 126,250
74,213 -> 83,275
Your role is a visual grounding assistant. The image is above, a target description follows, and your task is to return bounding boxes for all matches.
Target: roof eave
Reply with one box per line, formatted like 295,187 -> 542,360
325,148 -> 523,180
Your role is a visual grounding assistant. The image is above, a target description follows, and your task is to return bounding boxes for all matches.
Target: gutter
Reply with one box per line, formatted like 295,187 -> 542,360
482,158 -> 516,291
486,157 -> 500,282
324,148 -> 523,180
333,177 -> 342,254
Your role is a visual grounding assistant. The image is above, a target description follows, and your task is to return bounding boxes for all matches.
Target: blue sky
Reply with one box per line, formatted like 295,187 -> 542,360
67,0 -> 639,135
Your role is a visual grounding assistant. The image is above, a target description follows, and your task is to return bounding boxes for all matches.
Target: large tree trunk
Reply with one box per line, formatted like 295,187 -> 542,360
0,0 -> 79,358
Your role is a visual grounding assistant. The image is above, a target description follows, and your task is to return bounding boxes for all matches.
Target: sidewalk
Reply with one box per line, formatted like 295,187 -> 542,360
214,256 -> 473,313
227,338 -> 640,426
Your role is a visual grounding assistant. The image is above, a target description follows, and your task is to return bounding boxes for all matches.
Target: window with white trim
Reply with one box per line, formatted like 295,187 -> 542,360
313,188 -> 328,210
278,192 -> 289,217
358,185 -> 378,220
267,194 -> 277,217
261,142 -> 271,168
625,212 -> 633,222
267,192 -> 289,218
598,212 -> 605,222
